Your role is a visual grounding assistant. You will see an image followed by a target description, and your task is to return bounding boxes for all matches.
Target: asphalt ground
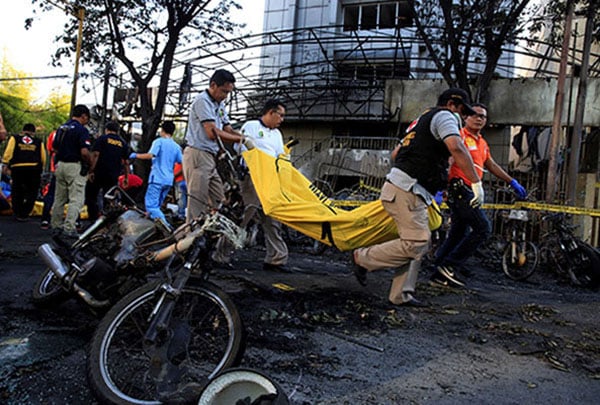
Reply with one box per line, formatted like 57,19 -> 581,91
1,214 -> 600,404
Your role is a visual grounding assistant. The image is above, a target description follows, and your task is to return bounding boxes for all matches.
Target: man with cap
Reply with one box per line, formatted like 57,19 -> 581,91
51,104 -> 92,239
350,88 -> 481,307
2,123 -> 46,221
85,121 -> 130,221
431,103 -> 527,287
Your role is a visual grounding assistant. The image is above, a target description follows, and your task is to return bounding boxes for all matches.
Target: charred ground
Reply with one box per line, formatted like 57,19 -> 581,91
1,217 -> 599,404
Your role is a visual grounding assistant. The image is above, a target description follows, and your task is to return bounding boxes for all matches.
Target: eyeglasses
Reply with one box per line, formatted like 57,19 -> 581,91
273,110 -> 285,118
473,113 -> 487,119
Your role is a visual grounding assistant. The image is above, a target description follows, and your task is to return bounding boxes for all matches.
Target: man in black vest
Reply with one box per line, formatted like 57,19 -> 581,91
85,121 -> 130,221
351,88 -> 482,305
2,123 -> 46,221
51,104 -> 92,238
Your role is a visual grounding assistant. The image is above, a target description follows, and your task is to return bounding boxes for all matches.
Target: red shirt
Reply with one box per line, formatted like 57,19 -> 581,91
47,131 -> 56,172
119,173 -> 143,190
448,127 -> 490,186
173,162 -> 184,183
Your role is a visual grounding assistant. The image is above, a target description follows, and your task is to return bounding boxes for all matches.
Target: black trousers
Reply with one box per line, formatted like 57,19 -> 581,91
85,176 -> 118,221
10,167 -> 42,219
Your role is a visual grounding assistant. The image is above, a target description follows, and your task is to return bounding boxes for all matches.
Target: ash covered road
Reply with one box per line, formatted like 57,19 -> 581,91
1,216 -> 599,404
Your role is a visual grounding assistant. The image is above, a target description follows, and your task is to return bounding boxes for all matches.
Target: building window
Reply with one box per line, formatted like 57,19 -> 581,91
343,1 -> 413,31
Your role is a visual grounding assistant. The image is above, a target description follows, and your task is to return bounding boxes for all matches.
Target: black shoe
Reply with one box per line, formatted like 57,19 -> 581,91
51,229 -> 79,248
430,265 -> 465,288
263,263 -> 292,273
392,297 -> 429,308
350,251 -> 367,286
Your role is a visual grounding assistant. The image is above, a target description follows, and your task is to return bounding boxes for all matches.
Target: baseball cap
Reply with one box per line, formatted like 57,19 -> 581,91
438,88 -> 476,116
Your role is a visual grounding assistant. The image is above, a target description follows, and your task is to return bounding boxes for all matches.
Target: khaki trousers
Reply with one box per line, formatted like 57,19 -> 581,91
388,260 -> 421,305
51,161 -> 86,233
354,182 -> 430,302
183,147 -> 225,222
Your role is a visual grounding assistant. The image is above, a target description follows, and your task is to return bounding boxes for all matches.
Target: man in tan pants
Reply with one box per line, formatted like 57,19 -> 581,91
351,88 -> 481,307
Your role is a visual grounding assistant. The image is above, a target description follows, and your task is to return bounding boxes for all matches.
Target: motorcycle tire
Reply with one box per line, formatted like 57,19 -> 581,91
87,280 -> 244,405
567,242 -> 600,289
32,268 -> 69,306
502,241 -> 539,281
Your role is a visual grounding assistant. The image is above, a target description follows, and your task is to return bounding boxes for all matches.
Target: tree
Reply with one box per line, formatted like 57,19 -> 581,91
28,0 -> 242,163
0,55 -> 70,138
408,0 -> 537,103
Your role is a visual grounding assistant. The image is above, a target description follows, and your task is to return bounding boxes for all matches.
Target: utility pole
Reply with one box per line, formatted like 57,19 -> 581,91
567,5 -> 594,204
99,62 -> 112,136
70,7 -> 85,116
50,1 -> 85,116
546,0 -> 574,203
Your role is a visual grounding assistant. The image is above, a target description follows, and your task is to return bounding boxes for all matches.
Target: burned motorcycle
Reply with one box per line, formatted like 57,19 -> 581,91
87,209 -> 247,404
34,186 -> 173,311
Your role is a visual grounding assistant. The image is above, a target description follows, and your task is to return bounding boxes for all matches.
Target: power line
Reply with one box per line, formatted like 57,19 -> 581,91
0,75 -> 70,82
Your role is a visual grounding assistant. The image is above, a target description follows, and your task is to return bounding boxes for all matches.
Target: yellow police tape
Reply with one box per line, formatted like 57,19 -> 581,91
331,199 -> 600,217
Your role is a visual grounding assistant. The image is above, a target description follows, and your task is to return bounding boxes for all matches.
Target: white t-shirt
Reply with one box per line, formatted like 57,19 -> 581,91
240,119 -> 285,158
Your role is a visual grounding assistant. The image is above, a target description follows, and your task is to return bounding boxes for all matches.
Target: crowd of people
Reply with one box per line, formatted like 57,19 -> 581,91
0,70 -> 527,308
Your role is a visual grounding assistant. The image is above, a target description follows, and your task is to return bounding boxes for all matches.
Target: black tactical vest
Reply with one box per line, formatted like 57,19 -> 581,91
393,107 -> 452,194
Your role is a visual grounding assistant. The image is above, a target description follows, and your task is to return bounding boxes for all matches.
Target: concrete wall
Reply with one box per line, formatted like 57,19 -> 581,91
386,78 -> 600,126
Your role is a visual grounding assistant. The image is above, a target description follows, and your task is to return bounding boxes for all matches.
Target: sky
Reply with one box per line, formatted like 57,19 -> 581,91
0,0 -> 265,105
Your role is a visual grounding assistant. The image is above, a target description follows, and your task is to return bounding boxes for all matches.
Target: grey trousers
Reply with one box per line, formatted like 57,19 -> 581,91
240,175 -> 288,265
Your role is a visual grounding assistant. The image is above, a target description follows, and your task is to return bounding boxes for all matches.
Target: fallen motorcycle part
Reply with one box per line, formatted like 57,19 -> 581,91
197,368 -> 289,405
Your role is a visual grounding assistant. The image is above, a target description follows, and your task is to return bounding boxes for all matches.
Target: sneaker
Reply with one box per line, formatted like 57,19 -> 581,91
40,220 -> 50,230
431,265 -> 465,288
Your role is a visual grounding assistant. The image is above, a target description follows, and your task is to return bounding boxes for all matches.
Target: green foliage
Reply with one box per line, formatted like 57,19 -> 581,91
0,56 -> 69,141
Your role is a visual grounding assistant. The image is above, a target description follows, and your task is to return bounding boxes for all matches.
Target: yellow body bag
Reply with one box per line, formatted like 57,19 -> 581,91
242,148 -> 439,251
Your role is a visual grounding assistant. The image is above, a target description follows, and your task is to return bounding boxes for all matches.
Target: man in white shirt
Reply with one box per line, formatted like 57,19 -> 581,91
239,99 -> 290,272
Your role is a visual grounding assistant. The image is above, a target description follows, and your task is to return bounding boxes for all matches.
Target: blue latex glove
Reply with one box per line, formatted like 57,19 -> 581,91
510,179 -> 527,200
129,152 -> 137,159
433,191 -> 444,205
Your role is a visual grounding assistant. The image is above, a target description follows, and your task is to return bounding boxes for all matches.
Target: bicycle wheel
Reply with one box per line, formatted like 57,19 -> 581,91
502,241 -> 539,281
567,242 -> 600,289
87,280 -> 244,405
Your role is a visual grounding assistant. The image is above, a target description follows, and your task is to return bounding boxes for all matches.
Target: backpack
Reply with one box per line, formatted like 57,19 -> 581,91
51,123 -> 76,153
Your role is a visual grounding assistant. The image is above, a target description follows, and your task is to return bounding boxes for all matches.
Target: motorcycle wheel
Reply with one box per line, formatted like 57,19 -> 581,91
32,268 -> 69,306
87,280 -> 244,405
502,241 -> 539,281
567,242 -> 600,289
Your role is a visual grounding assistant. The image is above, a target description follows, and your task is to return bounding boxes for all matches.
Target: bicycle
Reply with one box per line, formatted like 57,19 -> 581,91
501,206 -> 540,281
536,212 -> 600,289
